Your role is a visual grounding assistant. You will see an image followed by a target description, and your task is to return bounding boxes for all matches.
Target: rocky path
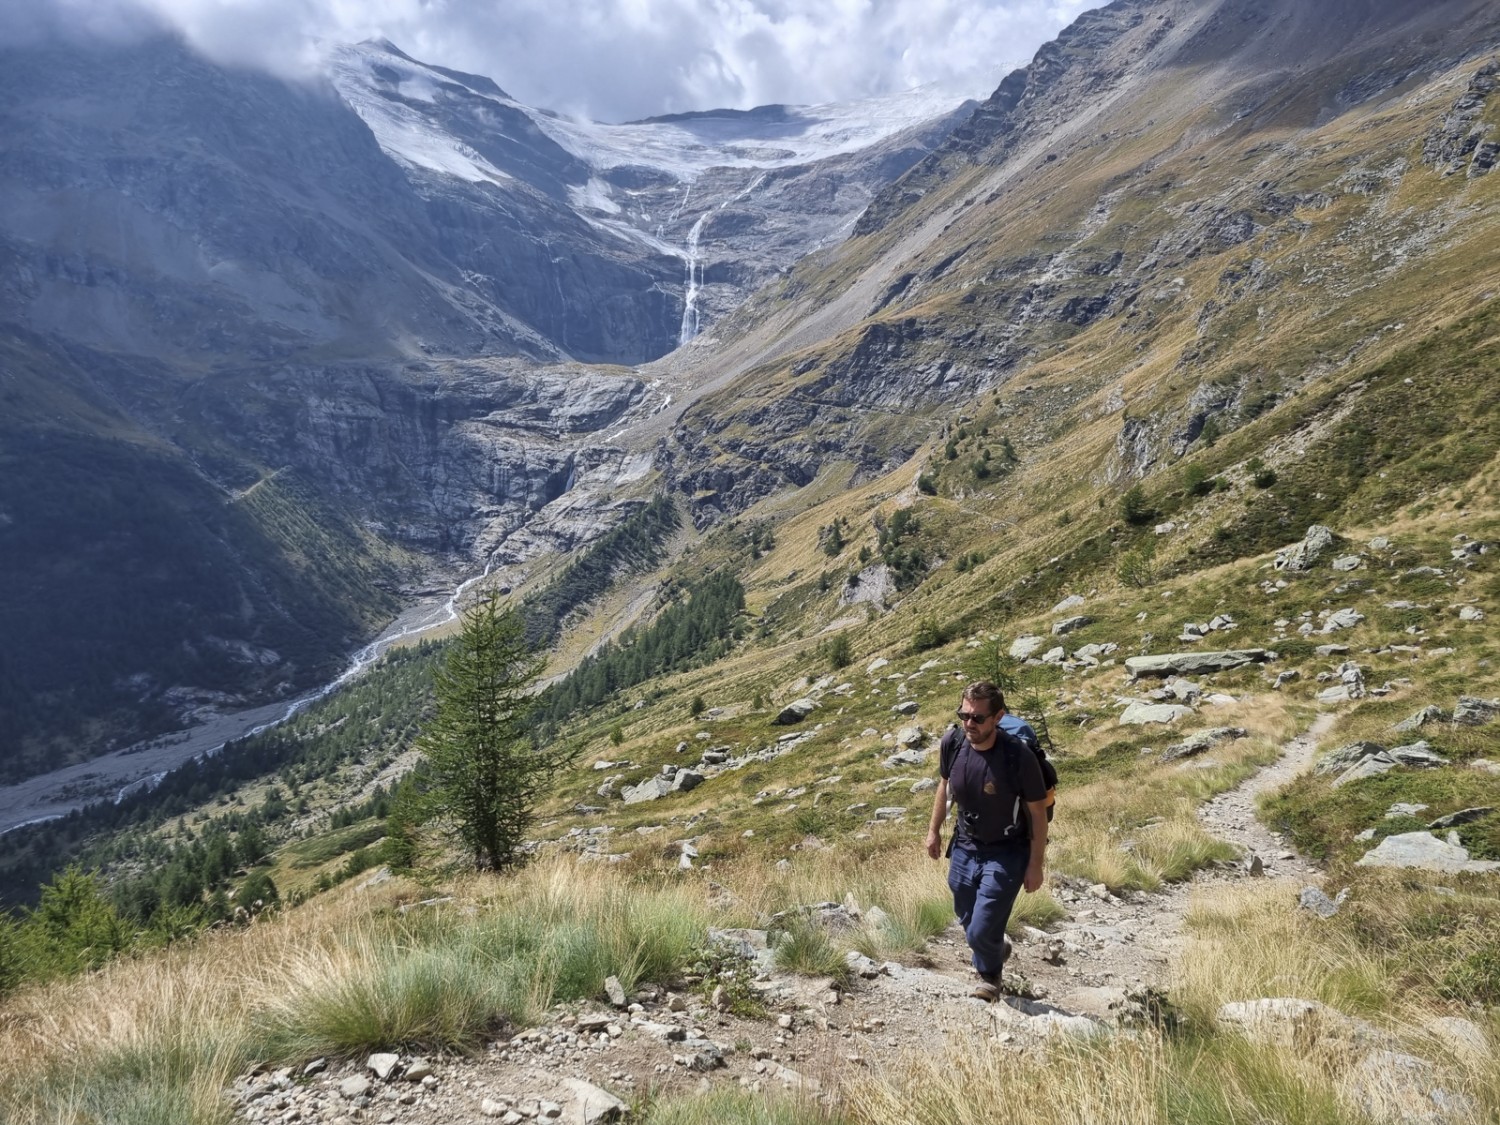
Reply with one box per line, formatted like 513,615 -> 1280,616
232,718 -> 1333,1125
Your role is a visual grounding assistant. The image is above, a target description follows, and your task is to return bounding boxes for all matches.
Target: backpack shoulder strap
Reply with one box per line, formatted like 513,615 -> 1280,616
939,725 -> 963,779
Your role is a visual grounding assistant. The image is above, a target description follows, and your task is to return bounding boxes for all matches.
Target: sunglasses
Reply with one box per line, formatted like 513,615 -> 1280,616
956,710 -> 993,724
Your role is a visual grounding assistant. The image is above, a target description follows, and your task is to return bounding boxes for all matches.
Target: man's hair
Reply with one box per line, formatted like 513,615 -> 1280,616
961,681 -> 1006,715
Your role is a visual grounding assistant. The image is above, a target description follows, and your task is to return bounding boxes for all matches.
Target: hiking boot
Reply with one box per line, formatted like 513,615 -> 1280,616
970,972 -> 1000,1002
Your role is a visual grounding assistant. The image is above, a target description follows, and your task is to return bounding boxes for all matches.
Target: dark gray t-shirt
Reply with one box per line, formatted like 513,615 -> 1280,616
943,733 -> 1046,843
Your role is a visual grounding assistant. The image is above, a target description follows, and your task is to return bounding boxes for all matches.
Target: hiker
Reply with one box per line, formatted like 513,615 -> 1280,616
924,681 -> 1049,1002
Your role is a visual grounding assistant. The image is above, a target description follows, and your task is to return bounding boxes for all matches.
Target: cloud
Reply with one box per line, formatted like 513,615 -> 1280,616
6,0 -> 1103,121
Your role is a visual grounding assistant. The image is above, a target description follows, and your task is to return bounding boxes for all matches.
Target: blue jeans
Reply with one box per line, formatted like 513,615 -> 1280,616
947,839 -> 1029,976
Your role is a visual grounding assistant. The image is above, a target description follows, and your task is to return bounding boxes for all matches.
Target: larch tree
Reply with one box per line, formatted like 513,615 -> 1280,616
416,593 -> 555,871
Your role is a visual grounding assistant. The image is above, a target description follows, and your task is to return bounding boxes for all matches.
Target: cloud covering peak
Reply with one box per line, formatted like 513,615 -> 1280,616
5,0 -> 1102,122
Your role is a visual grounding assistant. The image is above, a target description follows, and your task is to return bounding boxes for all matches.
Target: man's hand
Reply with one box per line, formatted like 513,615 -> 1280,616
925,829 -> 942,860
1023,859 -> 1044,893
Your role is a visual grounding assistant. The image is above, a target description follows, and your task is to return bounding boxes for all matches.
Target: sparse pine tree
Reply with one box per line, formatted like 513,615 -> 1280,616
415,594 -> 557,872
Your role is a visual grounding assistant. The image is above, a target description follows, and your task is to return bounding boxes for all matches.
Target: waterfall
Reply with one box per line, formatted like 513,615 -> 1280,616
678,214 -> 708,346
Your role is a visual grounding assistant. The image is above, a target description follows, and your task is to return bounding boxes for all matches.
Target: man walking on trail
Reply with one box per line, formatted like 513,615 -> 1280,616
925,681 -> 1049,1001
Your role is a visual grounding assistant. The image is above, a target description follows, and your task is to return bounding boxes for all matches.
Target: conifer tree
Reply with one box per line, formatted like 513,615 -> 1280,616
416,593 -> 555,872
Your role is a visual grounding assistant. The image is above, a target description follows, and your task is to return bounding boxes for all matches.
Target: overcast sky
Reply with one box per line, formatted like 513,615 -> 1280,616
8,0 -> 1103,122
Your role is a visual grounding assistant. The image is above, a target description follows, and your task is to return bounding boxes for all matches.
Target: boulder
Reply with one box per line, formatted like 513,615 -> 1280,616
1298,887 -> 1341,918
1427,807 -> 1494,829
891,700 -> 919,716
1388,741 -> 1448,767
1393,705 -> 1448,732
883,749 -> 927,769
1052,615 -> 1094,636
1274,525 -> 1336,571
1009,635 -> 1045,660
1453,696 -> 1500,725
670,769 -> 704,794
1161,727 -> 1247,762
895,725 -> 925,748
1331,753 -> 1398,788
1052,595 -> 1086,613
1125,650 -> 1271,679
1216,998 -> 1382,1050
560,1077 -> 630,1125
1341,1049 -> 1473,1125
1331,555 -> 1363,571
621,776 -> 674,804
1120,701 -> 1193,726
1315,741 -> 1387,776
1355,832 -> 1500,874
1321,608 -> 1365,633
772,697 -> 819,725
1041,646 -> 1066,664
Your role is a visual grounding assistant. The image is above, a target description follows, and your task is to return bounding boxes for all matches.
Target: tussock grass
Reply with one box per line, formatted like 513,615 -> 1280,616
644,1086 -> 842,1125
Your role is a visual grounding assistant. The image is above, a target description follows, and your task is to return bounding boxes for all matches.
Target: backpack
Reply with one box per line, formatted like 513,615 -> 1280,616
940,722 -> 1057,837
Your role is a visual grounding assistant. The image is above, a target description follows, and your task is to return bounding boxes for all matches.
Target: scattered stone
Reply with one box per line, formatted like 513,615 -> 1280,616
891,700 -> 919,716
1394,705 -> 1449,732
1053,615 -> 1094,636
1216,998 -> 1382,1050
883,749 -> 927,768
773,698 -> 820,725
1332,754 -> 1399,788
605,975 -> 628,1007
1453,696 -> 1500,725
1120,701 -> 1194,726
1316,741 -> 1389,775
1298,887 -> 1341,918
1041,646 -> 1066,664
480,1098 -> 507,1118
1275,525 -> 1336,571
1125,650 -> 1272,678
1385,803 -> 1430,819
910,778 -> 937,793
1321,608 -> 1365,633
1370,536 -> 1391,550
303,1058 -> 328,1077
1010,636 -> 1045,660
1331,555 -> 1363,571
1458,605 -> 1485,622
366,1054 -> 401,1081
1427,807 -> 1494,830
1356,832 -> 1500,874
866,658 -> 889,674
1273,670 -> 1300,690
1342,1049 -> 1473,1125
1053,595 -> 1087,613
1314,644 -> 1349,657
873,807 -> 908,820
895,725 -> 926,748
1388,741 -> 1448,767
1161,727 -> 1247,762
340,1076 -> 372,1100
1246,854 -> 1264,877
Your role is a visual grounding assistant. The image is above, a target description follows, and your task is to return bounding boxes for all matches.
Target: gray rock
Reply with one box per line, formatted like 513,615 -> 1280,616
1052,595 -> 1087,613
340,1076 -> 372,1100
1316,741 -> 1388,775
1388,741 -> 1448,767
1427,807 -> 1494,829
883,749 -> 927,768
1041,646 -> 1066,664
366,1053 -> 401,1080
891,700 -> 920,715
403,1058 -> 433,1082
669,769 -> 704,793
1369,536 -> 1391,550
632,1018 -> 686,1042
1342,1049 -> 1473,1125
1424,1016 -> 1490,1061
1321,608 -> 1365,633
1331,753 -> 1398,788
1385,803 -> 1430,819
1298,887 -> 1340,918
895,725 -> 925,748
873,807 -> 908,820
1393,705 -> 1449,732
1216,998 -> 1382,1049
910,778 -> 937,793
1161,727 -> 1247,762
1458,605 -> 1485,622
1453,696 -> 1500,725
845,951 -> 881,978
1331,555 -> 1363,571
1052,615 -> 1094,636
1009,635 -> 1045,660
1314,644 -> 1349,657
560,1078 -> 630,1125
773,697 -> 820,725
1074,642 -> 1118,660
1273,670 -> 1300,690
620,776 -> 673,804
1120,701 -> 1193,725
604,975 -> 628,1007
1275,525 -> 1337,571
1356,832 -> 1500,874
1125,650 -> 1272,678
